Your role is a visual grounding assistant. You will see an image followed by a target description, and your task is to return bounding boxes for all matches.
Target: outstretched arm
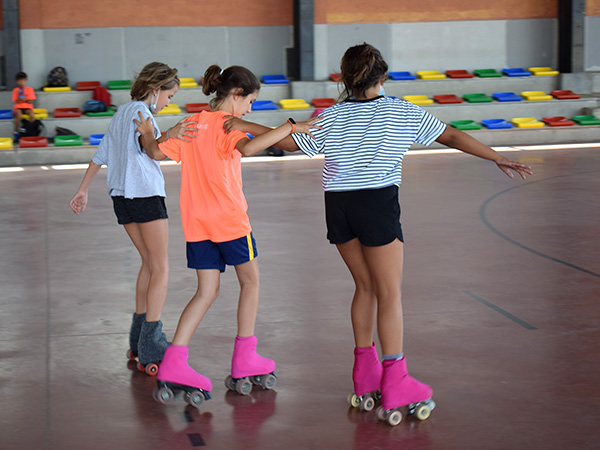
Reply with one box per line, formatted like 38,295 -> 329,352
224,117 -> 302,152
69,161 -> 102,214
436,126 -> 533,179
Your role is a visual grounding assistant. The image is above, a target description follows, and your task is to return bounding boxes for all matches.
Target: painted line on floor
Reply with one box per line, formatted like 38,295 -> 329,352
187,433 -> 206,447
465,291 -> 537,330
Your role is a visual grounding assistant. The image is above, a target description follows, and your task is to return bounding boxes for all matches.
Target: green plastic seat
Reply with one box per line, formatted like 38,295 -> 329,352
54,135 -> 84,146
450,120 -> 482,131
107,80 -> 132,90
86,107 -> 115,117
463,93 -> 493,103
572,115 -> 600,125
474,69 -> 502,78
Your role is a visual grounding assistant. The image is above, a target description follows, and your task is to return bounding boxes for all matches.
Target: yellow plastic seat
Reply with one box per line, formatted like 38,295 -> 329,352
157,104 -> 182,115
416,70 -> 447,80
280,99 -> 310,110
511,117 -> 545,128
402,95 -> 434,105
528,67 -> 559,76
521,91 -> 553,101
43,86 -> 72,92
179,78 -> 199,88
22,108 -> 49,120
0,137 -> 14,150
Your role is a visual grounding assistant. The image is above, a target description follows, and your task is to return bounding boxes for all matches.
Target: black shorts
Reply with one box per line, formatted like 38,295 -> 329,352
112,196 -> 168,225
324,185 -> 404,246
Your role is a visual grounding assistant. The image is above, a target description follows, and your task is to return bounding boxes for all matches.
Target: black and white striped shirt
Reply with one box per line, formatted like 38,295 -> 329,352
292,96 -> 446,191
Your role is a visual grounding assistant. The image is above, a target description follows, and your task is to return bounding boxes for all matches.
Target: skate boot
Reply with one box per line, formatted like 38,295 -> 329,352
126,312 -> 146,362
137,320 -> 169,376
376,357 -> 435,426
225,335 -> 277,395
154,345 -> 212,408
347,343 -> 382,412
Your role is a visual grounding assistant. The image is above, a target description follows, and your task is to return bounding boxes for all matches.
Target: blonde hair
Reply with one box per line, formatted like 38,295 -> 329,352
130,62 -> 179,101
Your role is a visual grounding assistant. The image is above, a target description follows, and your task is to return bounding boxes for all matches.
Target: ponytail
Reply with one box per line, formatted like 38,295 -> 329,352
202,64 -> 260,109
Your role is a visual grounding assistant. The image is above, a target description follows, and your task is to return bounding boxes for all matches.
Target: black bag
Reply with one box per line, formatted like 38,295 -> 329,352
19,119 -> 44,137
83,99 -> 107,113
55,126 -> 77,136
47,66 -> 69,87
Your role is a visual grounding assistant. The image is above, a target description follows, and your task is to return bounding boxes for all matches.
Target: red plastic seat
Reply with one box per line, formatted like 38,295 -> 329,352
76,81 -> 101,91
19,136 -> 48,147
185,103 -> 211,113
433,94 -> 463,104
551,90 -> 581,100
445,70 -> 474,79
54,108 -> 82,118
312,98 -> 336,108
542,116 -> 575,127
330,73 -> 341,82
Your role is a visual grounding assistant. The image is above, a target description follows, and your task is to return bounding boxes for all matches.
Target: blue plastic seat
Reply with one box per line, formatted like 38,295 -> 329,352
0,109 -> 14,120
482,119 -> 514,129
89,134 -> 105,145
388,71 -> 416,80
502,68 -> 531,77
493,92 -> 523,102
261,75 -> 289,84
252,101 -> 278,111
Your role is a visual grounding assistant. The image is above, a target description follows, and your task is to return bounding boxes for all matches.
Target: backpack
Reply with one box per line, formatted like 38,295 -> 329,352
92,86 -> 112,107
47,66 -> 69,87
19,119 -> 44,137
82,99 -> 107,113
55,126 -> 77,136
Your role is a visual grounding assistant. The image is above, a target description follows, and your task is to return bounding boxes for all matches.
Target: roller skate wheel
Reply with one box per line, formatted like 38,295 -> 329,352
126,349 -> 137,361
348,393 -> 360,408
236,378 -> 252,396
224,375 -> 235,390
154,386 -> 174,404
376,406 -> 386,421
185,391 -> 204,407
137,361 -> 145,372
414,404 -> 431,421
260,374 -> 277,390
145,363 -> 159,376
360,396 -> 375,412
387,410 -> 402,426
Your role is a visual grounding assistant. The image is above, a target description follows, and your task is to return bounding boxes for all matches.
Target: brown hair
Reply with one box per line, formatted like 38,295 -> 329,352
130,62 -> 179,101
202,65 -> 260,109
339,43 -> 388,100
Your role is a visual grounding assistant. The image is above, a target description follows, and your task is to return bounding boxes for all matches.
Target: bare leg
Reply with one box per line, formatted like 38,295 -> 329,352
362,239 -> 404,356
137,219 -> 169,321
234,258 -> 260,337
13,110 -> 22,132
336,238 -> 377,348
123,222 -> 151,314
172,269 -> 221,346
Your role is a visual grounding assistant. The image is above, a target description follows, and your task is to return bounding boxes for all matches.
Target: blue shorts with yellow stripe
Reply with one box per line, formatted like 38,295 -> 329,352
186,233 -> 257,272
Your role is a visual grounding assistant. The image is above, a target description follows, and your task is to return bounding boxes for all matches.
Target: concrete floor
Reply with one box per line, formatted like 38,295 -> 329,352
1,146 -> 599,449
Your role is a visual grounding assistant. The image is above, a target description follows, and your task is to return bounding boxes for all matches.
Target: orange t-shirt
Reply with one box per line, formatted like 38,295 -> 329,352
159,111 -> 251,243
12,86 -> 36,110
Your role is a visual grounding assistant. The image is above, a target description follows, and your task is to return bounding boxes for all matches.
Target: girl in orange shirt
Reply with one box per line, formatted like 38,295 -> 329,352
135,64 -> 320,405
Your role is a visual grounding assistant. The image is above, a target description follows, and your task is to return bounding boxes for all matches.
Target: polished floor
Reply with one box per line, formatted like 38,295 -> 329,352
1,146 -> 599,449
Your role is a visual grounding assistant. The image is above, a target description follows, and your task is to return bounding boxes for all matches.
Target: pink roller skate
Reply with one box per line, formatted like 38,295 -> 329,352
225,335 -> 277,395
153,345 -> 212,408
347,343 -> 382,412
376,358 -> 436,426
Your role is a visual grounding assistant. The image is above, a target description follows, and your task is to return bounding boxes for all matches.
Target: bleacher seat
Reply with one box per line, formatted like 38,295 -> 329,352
54,108 -> 82,118
551,90 -> 581,100
329,73 -> 341,82
433,94 -> 463,104
186,103 -> 211,113
511,117 -> 545,128
252,100 -> 278,111
542,116 -> 575,127
402,95 -> 434,105
450,120 -> 481,130
493,92 -> 522,102
572,115 -> 600,125
529,67 -> 559,76
388,72 -> 416,80
312,98 -> 336,108
463,93 -> 493,103
86,107 -> 115,117
262,75 -> 289,84
43,86 -> 71,93
107,80 -> 132,90
0,137 -> 14,149
179,78 -> 199,88
22,109 -> 49,120
416,70 -> 446,80
76,81 -> 101,91
0,110 -> 13,120
19,136 -> 48,147
474,69 -> 502,78
521,91 -> 552,101
157,104 -> 182,115
445,70 -> 473,79
89,134 -> 104,145
279,99 -> 310,109
502,68 -> 531,77
54,135 -> 84,146
482,119 -> 514,129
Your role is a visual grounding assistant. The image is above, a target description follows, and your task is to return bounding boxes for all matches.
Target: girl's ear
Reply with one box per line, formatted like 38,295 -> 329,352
231,88 -> 244,100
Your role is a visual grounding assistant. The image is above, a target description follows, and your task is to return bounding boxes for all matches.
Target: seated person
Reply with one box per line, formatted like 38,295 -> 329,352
12,72 -> 37,141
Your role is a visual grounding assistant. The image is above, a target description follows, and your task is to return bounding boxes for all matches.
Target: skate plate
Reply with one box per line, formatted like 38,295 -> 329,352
153,380 -> 212,408
225,372 -> 277,395
376,398 -> 436,426
347,390 -> 380,412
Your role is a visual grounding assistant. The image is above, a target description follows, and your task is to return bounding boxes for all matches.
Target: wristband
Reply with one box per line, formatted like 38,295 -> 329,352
287,118 -> 296,134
